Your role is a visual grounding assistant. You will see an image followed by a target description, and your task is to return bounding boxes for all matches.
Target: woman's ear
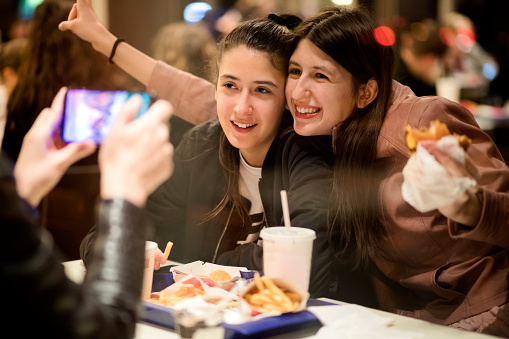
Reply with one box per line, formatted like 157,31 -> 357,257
356,79 -> 379,109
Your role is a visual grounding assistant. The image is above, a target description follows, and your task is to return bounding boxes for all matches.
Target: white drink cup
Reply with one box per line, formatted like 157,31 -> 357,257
436,77 -> 460,103
260,227 -> 316,292
142,241 -> 158,300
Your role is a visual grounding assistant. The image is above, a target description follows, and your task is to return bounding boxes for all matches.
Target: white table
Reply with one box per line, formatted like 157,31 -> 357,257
62,260 -> 496,339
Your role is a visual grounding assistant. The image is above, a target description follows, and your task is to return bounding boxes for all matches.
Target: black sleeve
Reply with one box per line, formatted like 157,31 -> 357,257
285,135 -> 334,298
144,125 -> 194,260
1,154 -> 149,339
216,243 -> 263,270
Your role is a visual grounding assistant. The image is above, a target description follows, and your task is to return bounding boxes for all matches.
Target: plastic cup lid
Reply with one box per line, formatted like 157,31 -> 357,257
145,241 -> 158,251
260,227 -> 316,241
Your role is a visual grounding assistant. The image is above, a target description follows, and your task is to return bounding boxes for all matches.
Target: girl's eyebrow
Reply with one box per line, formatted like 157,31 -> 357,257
289,60 -> 334,76
220,74 -> 278,88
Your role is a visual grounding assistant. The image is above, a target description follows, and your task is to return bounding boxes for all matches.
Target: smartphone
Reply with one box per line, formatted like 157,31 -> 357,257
61,88 -> 152,143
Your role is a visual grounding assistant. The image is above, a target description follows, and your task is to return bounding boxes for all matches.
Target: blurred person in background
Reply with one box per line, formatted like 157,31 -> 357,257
442,12 -> 499,103
395,19 -> 449,97
2,0 -> 139,162
0,38 -> 27,147
3,88 -> 174,338
151,21 -> 216,146
152,21 -> 216,83
203,0 -> 278,40
457,0 -> 509,106
1,0 -> 140,260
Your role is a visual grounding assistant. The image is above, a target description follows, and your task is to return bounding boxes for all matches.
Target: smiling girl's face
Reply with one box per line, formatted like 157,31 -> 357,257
216,45 -> 286,167
286,38 -> 357,136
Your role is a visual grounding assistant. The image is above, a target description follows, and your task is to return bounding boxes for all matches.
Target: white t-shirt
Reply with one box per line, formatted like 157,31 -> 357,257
238,151 -> 265,246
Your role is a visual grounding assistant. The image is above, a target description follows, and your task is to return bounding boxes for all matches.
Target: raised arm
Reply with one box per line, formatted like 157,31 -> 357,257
59,0 -> 217,125
58,0 -> 155,86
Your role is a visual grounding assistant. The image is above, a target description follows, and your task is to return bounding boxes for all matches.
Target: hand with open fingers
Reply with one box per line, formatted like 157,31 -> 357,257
14,88 -> 97,207
99,96 -> 174,208
429,147 -> 482,227
58,0 -> 115,56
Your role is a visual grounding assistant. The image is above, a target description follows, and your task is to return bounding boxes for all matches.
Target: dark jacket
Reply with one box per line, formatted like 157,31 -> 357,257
81,119 -> 334,297
1,153 -> 149,338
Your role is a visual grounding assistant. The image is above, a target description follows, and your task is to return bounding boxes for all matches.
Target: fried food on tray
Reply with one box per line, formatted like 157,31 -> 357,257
243,273 -> 300,313
209,269 -> 232,281
148,285 -> 204,307
405,120 -> 471,153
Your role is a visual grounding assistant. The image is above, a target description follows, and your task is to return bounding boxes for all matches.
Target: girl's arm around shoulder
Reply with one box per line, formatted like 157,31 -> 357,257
283,133 -> 334,297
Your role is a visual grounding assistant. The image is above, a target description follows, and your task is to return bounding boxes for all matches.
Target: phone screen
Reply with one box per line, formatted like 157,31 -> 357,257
62,89 -> 152,143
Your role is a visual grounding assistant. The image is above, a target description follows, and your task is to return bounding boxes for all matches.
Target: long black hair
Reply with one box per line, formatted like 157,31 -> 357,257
295,6 -> 395,268
203,13 -> 302,226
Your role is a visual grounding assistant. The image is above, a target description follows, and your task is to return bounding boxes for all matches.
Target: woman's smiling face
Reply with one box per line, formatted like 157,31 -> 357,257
216,45 -> 286,167
286,38 -> 357,136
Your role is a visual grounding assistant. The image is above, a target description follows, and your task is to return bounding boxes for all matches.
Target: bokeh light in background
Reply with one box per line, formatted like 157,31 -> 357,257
184,2 -> 212,24
456,27 -> 475,52
410,22 -> 429,41
374,26 -> 395,46
331,0 -> 354,5
483,63 -> 498,81
439,27 -> 456,46
18,0 -> 44,19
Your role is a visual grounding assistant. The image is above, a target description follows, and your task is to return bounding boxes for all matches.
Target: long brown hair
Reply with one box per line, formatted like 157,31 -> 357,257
295,6 -> 395,268
203,13 -> 301,226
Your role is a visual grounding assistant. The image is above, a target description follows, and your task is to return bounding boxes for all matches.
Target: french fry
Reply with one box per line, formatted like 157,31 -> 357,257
163,241 -> 173,260
254,272 -> 265,291
243,275 -> 301,313
261,276 -> 293,310
250,293 -> 274,306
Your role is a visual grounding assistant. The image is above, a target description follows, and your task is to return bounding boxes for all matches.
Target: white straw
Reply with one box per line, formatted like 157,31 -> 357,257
280,190 -> 291,228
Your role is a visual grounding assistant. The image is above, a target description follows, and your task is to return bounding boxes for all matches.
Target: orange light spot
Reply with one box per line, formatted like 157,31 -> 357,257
439,27 -> 456,46
374,26 -> 395,46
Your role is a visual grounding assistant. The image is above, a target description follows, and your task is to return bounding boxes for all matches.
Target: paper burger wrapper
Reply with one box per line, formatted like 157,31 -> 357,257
239,276 -> 309,318
402,135 -> 477,213
171,260 -> 247,290
150,274 -> 237,307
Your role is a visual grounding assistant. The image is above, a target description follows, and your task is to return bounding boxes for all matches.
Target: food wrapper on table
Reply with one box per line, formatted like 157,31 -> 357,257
170,260 -> 246,291
402,135 -> 476,213
239,274 -> 309,319
149,274 -> 238,308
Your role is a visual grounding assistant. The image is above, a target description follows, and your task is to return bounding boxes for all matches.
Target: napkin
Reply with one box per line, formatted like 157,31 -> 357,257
306,304 -> 424,339
402,135 -> 476,213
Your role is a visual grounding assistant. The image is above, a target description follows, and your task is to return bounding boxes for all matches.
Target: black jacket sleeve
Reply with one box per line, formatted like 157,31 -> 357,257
218,133 -> 335,298
1,154 -> 149,339
216,243 -> 263,270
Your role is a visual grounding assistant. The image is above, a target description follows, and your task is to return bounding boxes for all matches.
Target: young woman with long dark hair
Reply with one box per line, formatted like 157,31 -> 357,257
67,6 -> 334,297
286,6 -> 509,335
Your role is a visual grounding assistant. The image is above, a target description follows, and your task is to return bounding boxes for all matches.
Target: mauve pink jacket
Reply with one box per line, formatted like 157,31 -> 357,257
147,61 -> 217,124
146,61 -> 509,325
375,81 -> 509,325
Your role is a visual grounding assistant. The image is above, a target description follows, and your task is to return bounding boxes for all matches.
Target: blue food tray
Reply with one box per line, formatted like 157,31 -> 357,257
142,271 -> 330,338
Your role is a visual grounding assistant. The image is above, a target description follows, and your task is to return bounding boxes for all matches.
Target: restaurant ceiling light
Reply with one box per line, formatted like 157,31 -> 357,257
184,2 -> 212,24
331,0 -> 353,5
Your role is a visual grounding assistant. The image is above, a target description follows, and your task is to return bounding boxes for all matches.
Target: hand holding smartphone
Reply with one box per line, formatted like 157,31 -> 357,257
61,88 -> 153,143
